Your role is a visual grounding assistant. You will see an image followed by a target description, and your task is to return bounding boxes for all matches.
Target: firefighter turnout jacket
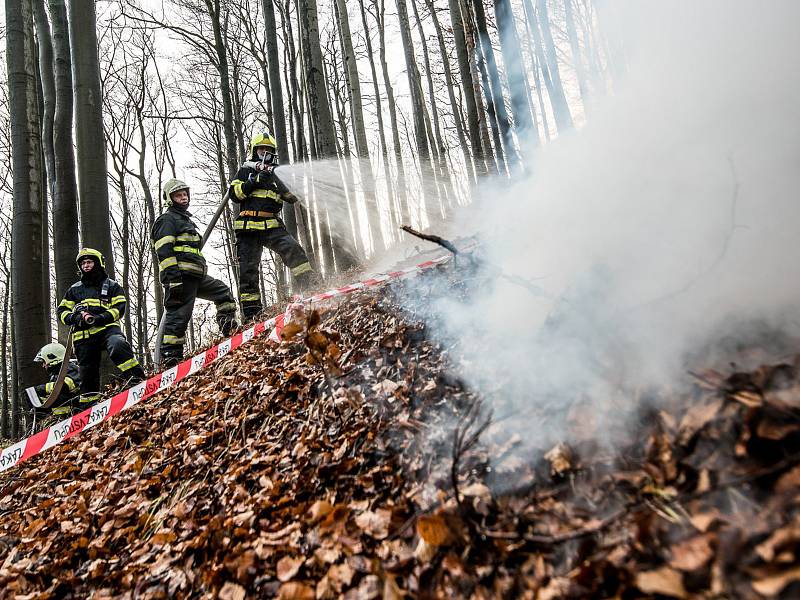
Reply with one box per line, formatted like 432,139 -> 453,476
57,278 -> 129,343
33,360 -> 81,415
152,206 -> 207,284
228,166 -> 295,232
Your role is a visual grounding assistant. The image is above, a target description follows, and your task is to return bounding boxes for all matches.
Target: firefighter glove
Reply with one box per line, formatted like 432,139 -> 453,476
165,280 -> 184,308
283,192 -> 299,204
254,170 -> 271,187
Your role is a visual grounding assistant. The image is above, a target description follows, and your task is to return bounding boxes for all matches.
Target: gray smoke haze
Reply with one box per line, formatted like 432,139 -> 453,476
401,1 -> 800,462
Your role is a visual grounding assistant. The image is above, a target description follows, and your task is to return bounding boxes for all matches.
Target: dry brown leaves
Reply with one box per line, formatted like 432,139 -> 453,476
0,262 -> 798,598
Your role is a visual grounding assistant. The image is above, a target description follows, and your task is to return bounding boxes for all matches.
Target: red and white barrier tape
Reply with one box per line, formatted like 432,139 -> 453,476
0,252 -> 453,473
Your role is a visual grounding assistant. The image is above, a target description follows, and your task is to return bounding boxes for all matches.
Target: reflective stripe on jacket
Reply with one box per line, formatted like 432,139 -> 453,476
151,206 -> 207,283
57,279 -> 128,342
228,166 -> 294,232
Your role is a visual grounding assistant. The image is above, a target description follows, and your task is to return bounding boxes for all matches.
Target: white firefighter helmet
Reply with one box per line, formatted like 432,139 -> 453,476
163,178 -> 190,206
34,342 -> 67,368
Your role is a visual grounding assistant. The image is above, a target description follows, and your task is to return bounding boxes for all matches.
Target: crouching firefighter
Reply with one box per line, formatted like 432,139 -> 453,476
153,178 -> 238,366
22,342 -> 81,418
57,249 -> 146,404
228,131 -> 315,320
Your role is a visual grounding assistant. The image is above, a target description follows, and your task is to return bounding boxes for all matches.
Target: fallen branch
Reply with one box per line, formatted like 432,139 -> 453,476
401,225 -> 459,256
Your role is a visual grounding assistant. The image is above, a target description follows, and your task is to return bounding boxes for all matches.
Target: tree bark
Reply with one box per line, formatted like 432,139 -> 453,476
333,0 -> 382,250
462,0 -> 498,174
205,0 -> 240,178
425,0 -> 475,185
412,0 -> 457,212
396,0 -> 432,220
357,0 -> 399,234
448,0 -> 485,174
69,0 -> 115,273
6,0 -> 50,395
1,277 -> 10,438
494,0 -> 538,145
521,0 -> 551,140
262,0 -> 299,240
298,0 -> 358,272
371,0 -> 410,223
47,0 -> 80,302
472,0 -> 513,167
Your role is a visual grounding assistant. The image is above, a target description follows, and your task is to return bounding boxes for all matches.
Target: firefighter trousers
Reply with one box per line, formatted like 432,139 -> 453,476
161,274 -> 238,360
236,225 -> 312,319
74,327 -> 145,402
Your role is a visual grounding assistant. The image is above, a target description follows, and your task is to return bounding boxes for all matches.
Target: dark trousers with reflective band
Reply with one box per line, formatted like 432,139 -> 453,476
236,224 -> 311,318
161,274 -> 237,358
73,327 -> 144,401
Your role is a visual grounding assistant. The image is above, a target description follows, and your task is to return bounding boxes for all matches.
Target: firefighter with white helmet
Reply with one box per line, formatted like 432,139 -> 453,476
151,178 -> 238,366
25,342 -> 81,417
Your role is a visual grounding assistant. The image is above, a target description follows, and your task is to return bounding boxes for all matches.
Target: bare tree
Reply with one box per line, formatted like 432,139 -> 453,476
70,0 -> 115,272
47,0 -> 80,304
6,0 -> 49,400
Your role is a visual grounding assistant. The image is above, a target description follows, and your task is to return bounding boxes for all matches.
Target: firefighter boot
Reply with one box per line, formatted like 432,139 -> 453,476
160,345 -> 184,369
217,312 -> 238,337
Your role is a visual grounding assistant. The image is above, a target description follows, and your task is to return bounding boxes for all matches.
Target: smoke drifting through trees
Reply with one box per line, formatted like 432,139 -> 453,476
407,1 -> 800,471
0,0 -> 632,436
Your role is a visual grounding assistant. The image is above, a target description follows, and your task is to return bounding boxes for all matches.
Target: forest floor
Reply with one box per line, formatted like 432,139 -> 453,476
1,248 -> 799,599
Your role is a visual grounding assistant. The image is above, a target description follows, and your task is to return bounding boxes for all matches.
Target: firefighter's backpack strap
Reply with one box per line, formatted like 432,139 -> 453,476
100,278 -> 115,305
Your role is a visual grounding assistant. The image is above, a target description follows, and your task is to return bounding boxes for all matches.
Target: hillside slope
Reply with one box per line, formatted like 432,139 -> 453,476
1,258 -> 800,599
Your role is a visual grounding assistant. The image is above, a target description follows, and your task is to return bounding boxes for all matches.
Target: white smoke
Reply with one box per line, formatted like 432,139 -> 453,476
409,1 -> 800,458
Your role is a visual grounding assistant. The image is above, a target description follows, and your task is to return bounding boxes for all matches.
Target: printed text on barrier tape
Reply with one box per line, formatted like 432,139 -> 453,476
0,253 -> 454,472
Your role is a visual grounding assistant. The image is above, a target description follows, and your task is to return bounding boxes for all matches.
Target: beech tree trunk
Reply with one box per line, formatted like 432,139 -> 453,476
6,0 -> 49,393
395,0 -> 431,219
47,0 -> 80,304
494,0 -> 538,145
298,0 -> 358,272
448,0 -> 485,173
357,0 -> 399,234
69,0 -> 115,273
472,0 -> 513,167
425,0 -> 475,184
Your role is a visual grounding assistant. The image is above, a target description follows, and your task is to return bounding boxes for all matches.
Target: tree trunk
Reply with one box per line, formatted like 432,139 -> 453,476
522,0 -> 551,141
47,0 -> 80,304
396,0 -> 432,220
206,0 -> 239,178
372,0 -> 410,223
34,64 -> 52,330
69,0 -> 114,274
134,111 -> 164,323
494,0 -> 538,145
262,0 -> 299,239
10,306 -> 20,437
425,0 -> 475,185
448,0 -> 485,174
298,0 -> 358,272
6,0 -> 50,395
472,0 -> 514,167
357,0 -> 398,235
334,0 -> 382,251
1,278 -> 10,438
463,0 -> 499,174
32,0 -> 55,319
117,173 -> 133,343
535,0 -> 573,131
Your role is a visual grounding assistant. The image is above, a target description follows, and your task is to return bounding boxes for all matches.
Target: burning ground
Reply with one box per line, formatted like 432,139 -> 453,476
1,252 -> 800,599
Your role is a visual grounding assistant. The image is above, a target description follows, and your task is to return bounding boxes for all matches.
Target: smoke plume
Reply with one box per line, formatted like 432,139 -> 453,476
405,1 -> 800,461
